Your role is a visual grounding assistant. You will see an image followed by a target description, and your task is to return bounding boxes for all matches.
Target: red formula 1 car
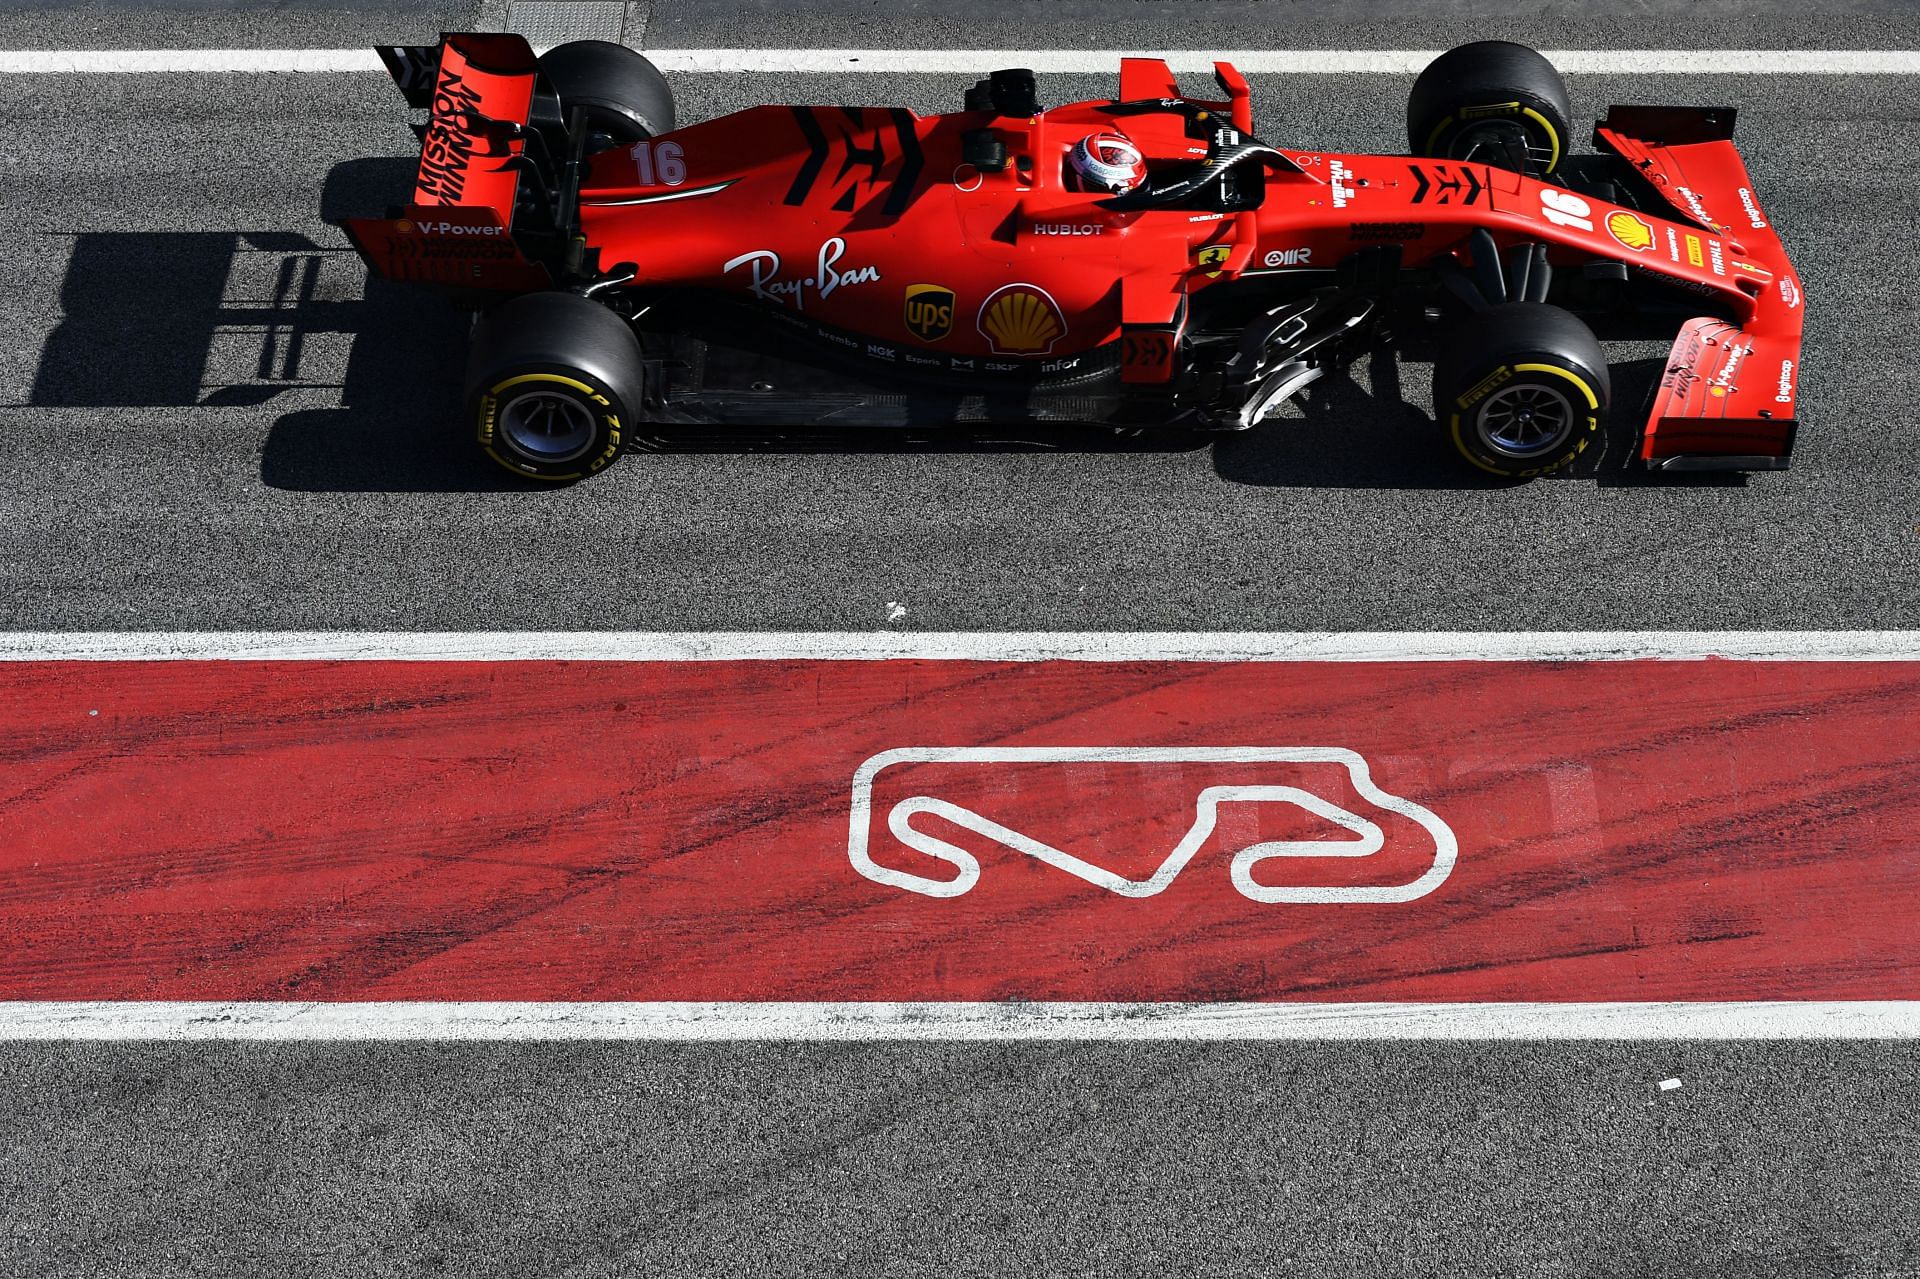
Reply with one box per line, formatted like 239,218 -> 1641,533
341,35 -> 1802,482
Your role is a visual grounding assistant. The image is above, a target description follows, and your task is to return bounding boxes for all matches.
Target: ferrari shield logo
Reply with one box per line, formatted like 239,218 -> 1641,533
1195,245 -> 1232,278
904,284 -> 955,342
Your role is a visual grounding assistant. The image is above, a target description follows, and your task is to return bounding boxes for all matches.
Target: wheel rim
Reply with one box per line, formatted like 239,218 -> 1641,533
1477,381 -> 1576,457
581,102 -> 651,149
499,389 -> 597,463
1448,119 -> 1552,174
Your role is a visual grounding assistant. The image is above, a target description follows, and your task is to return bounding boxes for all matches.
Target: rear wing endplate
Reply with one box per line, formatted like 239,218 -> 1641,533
338,34 -> 552,292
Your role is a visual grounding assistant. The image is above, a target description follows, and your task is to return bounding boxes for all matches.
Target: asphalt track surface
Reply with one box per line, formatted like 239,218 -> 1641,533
1,0 -> 1918,1274
1,12 -> 1919,631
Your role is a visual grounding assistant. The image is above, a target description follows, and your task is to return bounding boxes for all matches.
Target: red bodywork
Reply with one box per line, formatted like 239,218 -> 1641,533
344,39 -> 1802,468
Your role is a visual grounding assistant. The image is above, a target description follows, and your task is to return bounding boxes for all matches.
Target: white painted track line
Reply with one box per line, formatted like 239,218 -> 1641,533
643,49 -> 1920,76
2,631 -> 1918,662
5,1001 -> 1917,1041
3,49 -> 1920,75
0,49 -> 384,73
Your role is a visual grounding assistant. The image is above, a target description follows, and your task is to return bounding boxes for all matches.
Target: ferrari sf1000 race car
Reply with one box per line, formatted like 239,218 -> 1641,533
340,35 -> 1803,482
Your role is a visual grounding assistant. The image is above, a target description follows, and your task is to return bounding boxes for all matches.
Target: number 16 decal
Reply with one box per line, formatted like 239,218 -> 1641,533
1539,187 -> 1593,231
632,140 -> 686,186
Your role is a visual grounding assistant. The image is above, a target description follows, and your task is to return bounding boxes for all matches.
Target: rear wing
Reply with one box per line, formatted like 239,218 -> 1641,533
1117,56 -> 1253,133
1596,106 -> 1802,470
337,34 -> 553,291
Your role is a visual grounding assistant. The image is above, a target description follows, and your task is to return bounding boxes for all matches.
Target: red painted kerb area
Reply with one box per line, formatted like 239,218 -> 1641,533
2,658 -> 1916,1002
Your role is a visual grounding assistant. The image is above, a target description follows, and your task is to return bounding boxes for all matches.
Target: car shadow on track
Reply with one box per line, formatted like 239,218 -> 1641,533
23,159 -> 526,493
268,158 -> 523,492
1214,351 -> 1744,489
1212,344 -> 1485,490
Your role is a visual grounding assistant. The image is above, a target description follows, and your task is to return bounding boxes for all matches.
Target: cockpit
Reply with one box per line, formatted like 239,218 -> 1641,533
959,65 -> 1280,215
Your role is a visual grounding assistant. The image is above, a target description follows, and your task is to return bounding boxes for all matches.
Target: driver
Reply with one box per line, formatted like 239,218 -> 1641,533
1067,133 -> 1148,195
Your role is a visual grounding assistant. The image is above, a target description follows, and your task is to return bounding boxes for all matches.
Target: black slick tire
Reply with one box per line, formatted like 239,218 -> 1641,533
1432,302 -> 1610,478
1408,41 -> 1573,177
536,40 -> 675,144
466,291 -> 646,483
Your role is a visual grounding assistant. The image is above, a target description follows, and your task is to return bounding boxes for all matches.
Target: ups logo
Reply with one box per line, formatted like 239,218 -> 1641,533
904,283 -> 956,342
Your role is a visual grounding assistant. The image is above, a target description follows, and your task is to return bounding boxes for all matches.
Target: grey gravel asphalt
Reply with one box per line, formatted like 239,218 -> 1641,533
0,0 -> 488,49
1,2 -> 1917,1276
4,1040 -> 1917,1278
1,64 -> 1917,631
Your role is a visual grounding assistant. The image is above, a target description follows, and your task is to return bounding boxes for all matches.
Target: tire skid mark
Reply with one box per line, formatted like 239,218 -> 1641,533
3,664 -> 1206,996
1,657 -> 1915,1001
1149,758 -> 1920,998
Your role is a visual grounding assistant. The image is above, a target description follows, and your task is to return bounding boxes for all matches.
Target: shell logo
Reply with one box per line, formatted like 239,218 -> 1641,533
1606,211 -> 1655,253
977,283 -> 1067,355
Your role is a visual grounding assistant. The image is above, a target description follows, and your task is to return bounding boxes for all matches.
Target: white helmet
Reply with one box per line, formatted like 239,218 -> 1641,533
1068,133 -> 1147,194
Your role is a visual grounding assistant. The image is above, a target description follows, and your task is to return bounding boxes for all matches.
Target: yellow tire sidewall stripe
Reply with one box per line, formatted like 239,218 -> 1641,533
477,371 -> 622,484
1512,362 -> 1600,410
1425,101 -> 1562,173
1449,361 -> 1602,476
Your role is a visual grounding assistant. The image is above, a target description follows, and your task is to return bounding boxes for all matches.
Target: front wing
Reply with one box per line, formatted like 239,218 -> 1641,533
1597,106 -> 1802,470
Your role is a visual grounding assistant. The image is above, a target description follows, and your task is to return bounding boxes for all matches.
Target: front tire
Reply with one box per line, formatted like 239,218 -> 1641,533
536,40 -> 675,146
1408,41 -> 1573,178
466,291 -> 646,483
1432,302 -> 1609,478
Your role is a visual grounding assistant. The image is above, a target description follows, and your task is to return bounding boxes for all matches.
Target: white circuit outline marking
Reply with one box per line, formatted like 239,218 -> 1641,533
847,746 -> 1457,904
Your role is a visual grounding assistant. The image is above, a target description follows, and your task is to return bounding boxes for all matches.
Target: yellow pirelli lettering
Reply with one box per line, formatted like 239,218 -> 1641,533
1455,365 -> 1514,410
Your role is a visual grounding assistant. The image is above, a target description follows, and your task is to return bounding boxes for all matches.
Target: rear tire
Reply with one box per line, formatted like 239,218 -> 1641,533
1408,41 -> 1572,178
466,291 -> 646,483
536,40 -> 675,146
1432,302 -> 1609,478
